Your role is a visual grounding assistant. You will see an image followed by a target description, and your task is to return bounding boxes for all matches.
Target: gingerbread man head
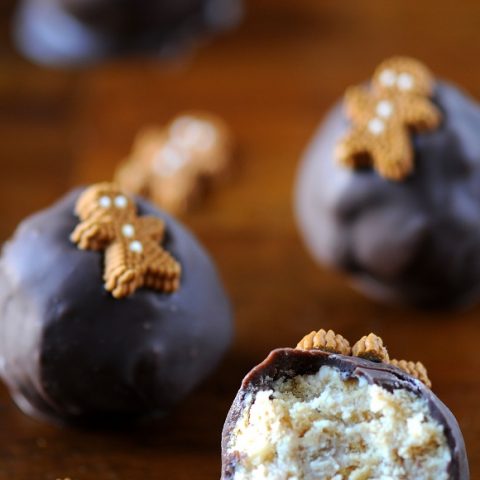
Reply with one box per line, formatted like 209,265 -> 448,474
71,183 -> 181,298
372,56 -> 435,97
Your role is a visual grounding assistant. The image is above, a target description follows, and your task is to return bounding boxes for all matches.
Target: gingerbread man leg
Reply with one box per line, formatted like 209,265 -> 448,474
143,244 -> 181,293
371,128 -> 412,180
104,242 -> 145,298
71,219 -> 116,251
336,130 -> 378,170
400,96 -> 441,131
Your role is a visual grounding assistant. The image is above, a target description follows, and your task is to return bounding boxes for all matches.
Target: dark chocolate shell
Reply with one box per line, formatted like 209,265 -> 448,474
0,188 -> 233,425
295,81 -> 480,308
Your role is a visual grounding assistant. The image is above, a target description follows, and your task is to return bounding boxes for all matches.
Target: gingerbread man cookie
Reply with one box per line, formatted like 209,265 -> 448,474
336,56 -> 442,180
115,112 -> 233,214
296,329 -> 431,387
71,183 -> 181,298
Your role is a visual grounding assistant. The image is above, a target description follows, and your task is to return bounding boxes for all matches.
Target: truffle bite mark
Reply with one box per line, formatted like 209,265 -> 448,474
228,365 -> 451,480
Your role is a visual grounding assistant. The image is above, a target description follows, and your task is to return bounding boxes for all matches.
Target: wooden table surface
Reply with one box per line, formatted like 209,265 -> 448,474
1,0 -> 480,478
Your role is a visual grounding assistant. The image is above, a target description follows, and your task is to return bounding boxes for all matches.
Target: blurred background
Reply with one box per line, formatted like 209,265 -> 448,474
1,0 -> 479,236
1,0 -> 480,479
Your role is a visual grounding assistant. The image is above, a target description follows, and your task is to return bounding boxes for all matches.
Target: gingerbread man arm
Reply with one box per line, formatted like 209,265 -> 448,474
70,218 -> 116,251
344,86 -> 375,122
144,247 -> 181,293
141,228 -> 181,294
399,97 -> 442,132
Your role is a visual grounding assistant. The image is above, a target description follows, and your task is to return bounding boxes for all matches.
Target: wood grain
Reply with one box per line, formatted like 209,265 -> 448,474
1,0 -> 480,478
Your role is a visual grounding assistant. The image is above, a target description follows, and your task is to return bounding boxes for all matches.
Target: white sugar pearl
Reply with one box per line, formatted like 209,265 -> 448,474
154,144 -> 187,177
122,224 -> 135,238
114,195 -> 128,208
368,117 -> 385,136
99,196 -> 111,208
171,117 -> 216,151
397,72 -> 414,91
376,100 -> 394,118
170,115 -> 195,134
379,69 -> 396,87
129,240 -> 143,253
184,122 -> 216,151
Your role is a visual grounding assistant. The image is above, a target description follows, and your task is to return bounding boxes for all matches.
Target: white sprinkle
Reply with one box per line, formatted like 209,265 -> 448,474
154,144 -> 187,176
129,240 -> 143,253
170,117 -> 217,151
368,117 -> 385,135
397,72 -> 414,91
122,224 -> 135,238
376,100 -> 394,118
98,195 -> 111,208
114,195 -> 128,208
379,69 -> 396,87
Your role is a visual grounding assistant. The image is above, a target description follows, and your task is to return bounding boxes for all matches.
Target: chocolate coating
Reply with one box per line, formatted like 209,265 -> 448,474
221,349 -> 469,479
14,0 -> 243,66
295,81 -> 480,308
0,188 -> 233,424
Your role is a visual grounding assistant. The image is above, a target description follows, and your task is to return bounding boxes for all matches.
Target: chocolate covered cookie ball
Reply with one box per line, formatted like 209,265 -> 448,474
14,0 -> 243,66
222,330 -> 469,480
0,183 -> 233,424
295,56 -> 480,308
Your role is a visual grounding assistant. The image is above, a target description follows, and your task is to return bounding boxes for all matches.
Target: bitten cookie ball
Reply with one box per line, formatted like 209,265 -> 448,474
295,56 -> 480,308
221,330 -> 468,480
0,183 -> 233,424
